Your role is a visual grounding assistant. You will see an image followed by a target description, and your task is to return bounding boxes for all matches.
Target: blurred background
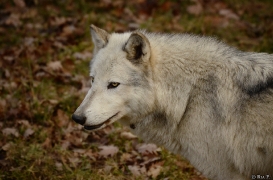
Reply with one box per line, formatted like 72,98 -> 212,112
0,0 -> 273,179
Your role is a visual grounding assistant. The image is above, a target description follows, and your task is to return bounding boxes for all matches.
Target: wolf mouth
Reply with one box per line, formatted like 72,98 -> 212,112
84,112 -> 119,130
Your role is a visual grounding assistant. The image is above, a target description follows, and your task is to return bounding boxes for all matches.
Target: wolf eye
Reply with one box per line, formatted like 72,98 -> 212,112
91,76 -> 94,83
107,82 -> 120,89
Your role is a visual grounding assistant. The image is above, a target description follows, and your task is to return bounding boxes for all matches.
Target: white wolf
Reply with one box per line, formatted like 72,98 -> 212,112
72,25 -> 273,180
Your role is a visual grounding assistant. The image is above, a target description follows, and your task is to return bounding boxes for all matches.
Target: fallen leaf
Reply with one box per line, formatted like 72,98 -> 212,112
85,150 -> 96,161
5,13 -> 22,27
136,143 -> 160,155
120,153 -> 133,162
23,128 -> 34,138
120,131 -> 137,139
66,134 -> 82,147
61,140 -> 70,150
140,157 -> 161,166
68,157 -> 81,167
204,16 -> 229,28
3,56 -> 15,63
17,120 -> 31,127
0,100 -> 7,112
147,163 -> 163,178
24,37 -> 36,47
42,137 -> 51,148
47,61 -> 63,71
56,109 -> 69,127
62,25 -> 76,36
48,99 -> 59,104
50,17 -> 67,26
2,128 -> 19,137
187,0 -> 203,16
73,52 -> 93,60
98,145 -> 119,158
53,41 -> 65,49
72,148 -> 86,154
175,159 -> 190,170
2,142 -> 14,151
128,165 -> 141,176
55,162 -> 63,171
104,165 -> 113,174
4,69 -> 10,78
13,0 -> 26,8
219,9 -> 239,20
62,58 -> 75,71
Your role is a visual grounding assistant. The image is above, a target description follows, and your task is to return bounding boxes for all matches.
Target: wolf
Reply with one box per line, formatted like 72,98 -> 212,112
72,25 -> 273,180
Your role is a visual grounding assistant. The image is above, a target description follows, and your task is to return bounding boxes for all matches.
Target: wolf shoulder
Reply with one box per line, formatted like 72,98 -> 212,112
144,31 -> 273,97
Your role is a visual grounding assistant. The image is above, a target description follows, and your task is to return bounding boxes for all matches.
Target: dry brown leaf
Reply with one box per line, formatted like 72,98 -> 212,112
3,81 -> 17,91
61,140 -> 70,150
73,52 -> 93,60
72,148 -> 86,154
47,61 -> 63,71
17,120 -> 31,127
62,59 -> 75,71
219,9 -> 239,20
24,37 -> 36,47
175,159 -> 190,169
128,165 -> 141,176
48,99 -> 59,105
66,134 -> 82,147
22,9 -> 38,19
55,162 -> 63,171
136,143 -> 161,155
3,56 -> 15,63
120,131 -> 137,139
187,1 -> 203,16
50,17 -> 67,26
42,137 -> 51,148
68,157 -> 81,167
0,99 -> 7,110
53,41 -> 65,49
147,163 -> 163,178
98,145 -> 119,158
56,109 -> 69,127
2,128 -> 19,137
204,16 -> 229,28
5,14 -> 22,27
120,153 -> 133,162
23,128 -> 34,138
62,25 -> 76,36
85,150 -> 96,161
140,157 -> 161,166
4,69 -> 10,78
2,142 -> 14,151
13,0 -> 26,8
104,165 -> 113,174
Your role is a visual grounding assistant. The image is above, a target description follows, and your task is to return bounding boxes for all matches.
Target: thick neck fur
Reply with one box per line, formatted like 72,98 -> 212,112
131,33 -> 233,153
131,32 -> 273,157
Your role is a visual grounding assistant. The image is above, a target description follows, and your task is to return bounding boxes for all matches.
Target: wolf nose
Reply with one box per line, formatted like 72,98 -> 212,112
72,114 -> 86,125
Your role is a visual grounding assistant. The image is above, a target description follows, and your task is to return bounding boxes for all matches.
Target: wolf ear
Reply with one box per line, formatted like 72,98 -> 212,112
123,32 -> 151,64
90,24 -> 109,54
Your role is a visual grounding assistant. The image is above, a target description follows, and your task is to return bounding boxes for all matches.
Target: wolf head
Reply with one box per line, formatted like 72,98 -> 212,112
72,25 -> 155,131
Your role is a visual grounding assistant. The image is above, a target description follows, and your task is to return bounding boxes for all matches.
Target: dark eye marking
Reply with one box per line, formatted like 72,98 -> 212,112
90,76 -> 94,83
107,82 -> 120,89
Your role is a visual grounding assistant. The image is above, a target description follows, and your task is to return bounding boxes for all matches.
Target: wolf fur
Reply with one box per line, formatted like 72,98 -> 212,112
72,25 -> 273,180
